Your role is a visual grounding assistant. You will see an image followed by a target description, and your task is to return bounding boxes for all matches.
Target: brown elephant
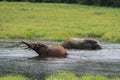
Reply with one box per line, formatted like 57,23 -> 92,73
20,41 -> 67,58
62,38 -> 102,50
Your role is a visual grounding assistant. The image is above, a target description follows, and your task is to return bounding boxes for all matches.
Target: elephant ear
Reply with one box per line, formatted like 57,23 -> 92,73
85,39 -> 97,44
90,40 -> 97,44
38,44 -> 48,54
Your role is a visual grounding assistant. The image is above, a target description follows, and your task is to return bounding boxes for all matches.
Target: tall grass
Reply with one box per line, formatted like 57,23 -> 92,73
0,2 -> 120,42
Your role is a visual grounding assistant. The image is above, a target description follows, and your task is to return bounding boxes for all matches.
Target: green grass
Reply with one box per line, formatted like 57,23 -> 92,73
46,72 -> 120,80
0,75 -> 28,80
0,2 -> 120,42
0,73 -> 120,80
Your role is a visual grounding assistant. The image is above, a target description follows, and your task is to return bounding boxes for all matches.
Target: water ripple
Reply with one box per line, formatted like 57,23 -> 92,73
0,43 -> 120,79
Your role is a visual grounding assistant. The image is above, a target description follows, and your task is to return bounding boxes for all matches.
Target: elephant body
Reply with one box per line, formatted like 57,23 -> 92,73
62,38 -> 102,50
46,45 -> 67,57
21,41 -> 67,58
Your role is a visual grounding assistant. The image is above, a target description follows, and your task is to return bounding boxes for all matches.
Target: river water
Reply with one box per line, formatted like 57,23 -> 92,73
0,41 -> 120,80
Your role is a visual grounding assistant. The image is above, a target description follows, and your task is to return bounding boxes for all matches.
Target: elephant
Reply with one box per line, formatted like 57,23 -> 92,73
62,38 -> 102,50
20,41 -> 67,58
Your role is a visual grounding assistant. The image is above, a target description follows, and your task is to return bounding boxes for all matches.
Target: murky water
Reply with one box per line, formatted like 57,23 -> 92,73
0,41 -> 120,80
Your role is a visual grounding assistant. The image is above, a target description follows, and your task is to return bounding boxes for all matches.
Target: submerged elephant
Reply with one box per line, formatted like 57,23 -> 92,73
62,38 -> 102,50
20,41 -> 67,58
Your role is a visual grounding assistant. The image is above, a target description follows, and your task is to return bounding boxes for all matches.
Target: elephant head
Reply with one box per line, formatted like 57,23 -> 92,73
21,41 -> 48,55
20,41 -> 67,58
84,39 -> 102,50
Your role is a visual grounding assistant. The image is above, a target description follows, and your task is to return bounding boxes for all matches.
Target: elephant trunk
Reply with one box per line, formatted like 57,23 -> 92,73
20,41 -> 32,48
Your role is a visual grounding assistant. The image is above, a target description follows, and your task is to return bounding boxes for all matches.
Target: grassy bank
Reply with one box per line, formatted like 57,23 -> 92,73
46,72 -> 120,80
0,2 -> 120,42
0,73 -> 120,80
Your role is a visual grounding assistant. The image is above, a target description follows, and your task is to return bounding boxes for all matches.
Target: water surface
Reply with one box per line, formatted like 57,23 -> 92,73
0,42 -> 120,80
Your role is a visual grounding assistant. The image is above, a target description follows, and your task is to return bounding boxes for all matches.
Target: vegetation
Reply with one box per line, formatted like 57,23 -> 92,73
0,2 -> 120,42
0,73 -> 120,80
0,0 -> 120,7
0,75 -> 28,80
46,72 -> 120,80
77,0 -> 120,7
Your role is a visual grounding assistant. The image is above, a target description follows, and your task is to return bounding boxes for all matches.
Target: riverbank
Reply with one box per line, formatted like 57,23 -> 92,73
0,2 -> 120,43
0,73 -> 120,80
